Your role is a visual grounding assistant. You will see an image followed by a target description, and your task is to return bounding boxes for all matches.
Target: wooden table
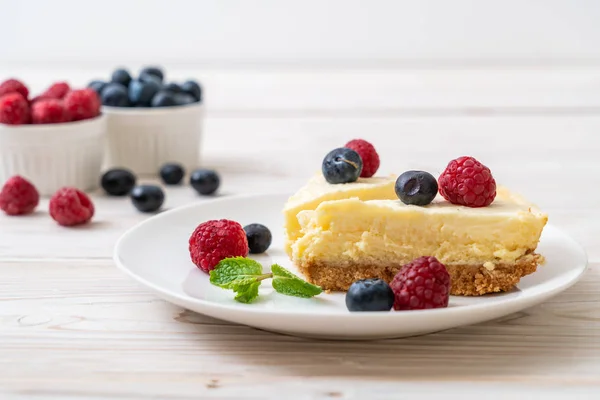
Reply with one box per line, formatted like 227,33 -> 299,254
1,68 -> 600,399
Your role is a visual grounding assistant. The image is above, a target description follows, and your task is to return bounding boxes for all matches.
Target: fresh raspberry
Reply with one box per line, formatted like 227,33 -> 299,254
63,88 -> 100,121
40,82 -> 70,100
189,219 -> 249,272
344,139 -> 380,178
49,187 -> 95,226
438,156 -> 497,207
390,256 -> 450,311
0,93 -> 30,125
31,99 -> 69,124
0,79 -> 29,99
0,176 -> 39,215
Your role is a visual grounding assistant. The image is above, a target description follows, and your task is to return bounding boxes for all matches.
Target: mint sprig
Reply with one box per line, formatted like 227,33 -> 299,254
209,257 -> 322,303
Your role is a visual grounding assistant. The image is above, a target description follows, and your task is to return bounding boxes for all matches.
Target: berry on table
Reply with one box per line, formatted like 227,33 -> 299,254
0,176 -> 39,216
31,99 -> 69,124
63,88 -> 100,121
128,79 -> 160,107
111,68 -> 132,88
130,185 -> 165,213
344,139 -> 380,178
174,93 -> 196,106
140,66 -> 164,82
0,93 -> 30,125
162,83 -> 182,93
88,80 -> 107,95
395,170 -> 438,206
243,223 -> 272,254
101,83 -> 130,107
151,91 -> 176,107
322,148 -> 363,184
49,187 -> 95,226
159,163 -> 185,185
189,219 -> 249,272
389,256 -> 450,311
438,156 -> 497,207
190,169 -> 220,195
100,168 -> 136,196
181,80 -> 202,102
345,278 -> 395,312
0,79 -> 29,99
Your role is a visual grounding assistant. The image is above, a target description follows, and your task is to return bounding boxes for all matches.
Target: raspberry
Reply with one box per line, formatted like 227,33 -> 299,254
63,88 -> 100,121
49,187 -> 95,226
40,82 -> 70,100
189,219 -> 249,272
0,176 -> 39,215
344,139 -> 380,178
390,256 -> 450,311
0,93 -> 30,125
0,79 -> 29,99
438,156 -> 496,207
31,99 -> 69,124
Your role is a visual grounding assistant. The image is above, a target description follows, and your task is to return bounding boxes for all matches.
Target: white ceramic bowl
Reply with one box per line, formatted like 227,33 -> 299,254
0,115 -> 107,196
102,103 -> 204,175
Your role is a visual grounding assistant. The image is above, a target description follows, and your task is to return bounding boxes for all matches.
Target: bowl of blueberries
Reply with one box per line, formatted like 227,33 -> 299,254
89,66 -> 203,175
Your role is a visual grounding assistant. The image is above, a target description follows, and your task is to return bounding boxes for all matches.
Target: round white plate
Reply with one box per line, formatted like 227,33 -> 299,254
114,193 -> 588,340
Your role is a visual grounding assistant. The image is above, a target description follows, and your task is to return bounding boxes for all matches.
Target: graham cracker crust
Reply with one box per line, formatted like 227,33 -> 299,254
296,254 -> 542,296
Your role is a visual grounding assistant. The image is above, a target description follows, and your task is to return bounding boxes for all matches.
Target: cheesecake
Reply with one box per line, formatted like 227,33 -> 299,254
283,173 -> 398,256
287,186 -> 548,296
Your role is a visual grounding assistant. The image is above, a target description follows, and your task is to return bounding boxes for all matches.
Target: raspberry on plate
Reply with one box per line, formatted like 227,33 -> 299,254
0,79 -> 29,99
31,99 -> 69,124
438,156 -> 497,207
39,82 -> 71,100
49,187 -> 95,226
390,256 -> 450,311
0,176 -> 39,215
63,88 -> 101,121
189,219 -> 249,272
344,139 -> 380,178
0,93 -> 30,125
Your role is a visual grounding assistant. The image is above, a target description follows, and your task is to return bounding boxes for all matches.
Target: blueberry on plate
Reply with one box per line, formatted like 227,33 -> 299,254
88,80 -> 107,95
174,93 -> 196,106
139,72 -> 163,85
100,168 -> 136,196
130,185 -> 165,213
101,83 -> 130,107
151,90 -> 176,107
139,66 -> 164,82
128,79 -> 160,107
322,148 -> 363,184
159,163 -> 185,185
345,278 -> 395,312
395,170 -> 438,206
111,68 -> 132,88
162,82 -> 182,93
244,223 -> 272,254
181,80 -> 202,102
190,169 -> 220,195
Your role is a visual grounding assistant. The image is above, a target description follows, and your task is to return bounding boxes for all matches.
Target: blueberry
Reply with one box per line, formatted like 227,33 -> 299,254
181,80 -> 202,102
139,72 -> 163,85
174,93 -> 196,106
111,68 -> 132,88
159,163 -> 185,185
130,185 -> 165,213
151,91 -> 176,107
162,83 -> 182,93
322,148 -> 363,184
101,83 -> 130,107
139,66 -> 164,82
88,80 -> 107,94
345,278 -> 395,312
190,169 -> 220,195
395,170 -> 438,206
128,79 -> 160,107
100,168 -> 136,196
243,223 -> 272,254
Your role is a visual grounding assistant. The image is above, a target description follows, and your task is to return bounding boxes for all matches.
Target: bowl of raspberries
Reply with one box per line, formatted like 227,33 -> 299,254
0,78 -> 106,196
89,66 -> 203,175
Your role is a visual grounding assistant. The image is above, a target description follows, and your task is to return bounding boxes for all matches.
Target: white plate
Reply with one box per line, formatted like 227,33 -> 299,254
114,193 -> 588,340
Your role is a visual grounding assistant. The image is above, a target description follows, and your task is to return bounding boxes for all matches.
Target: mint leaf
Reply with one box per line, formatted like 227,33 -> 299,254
209,257 -> 264,289
271,264 -> 322,298
233,281 -> 261,304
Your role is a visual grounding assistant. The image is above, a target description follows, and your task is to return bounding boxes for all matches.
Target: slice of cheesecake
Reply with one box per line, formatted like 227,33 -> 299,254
283,173 -> 398,256
290,186 -> 548,296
